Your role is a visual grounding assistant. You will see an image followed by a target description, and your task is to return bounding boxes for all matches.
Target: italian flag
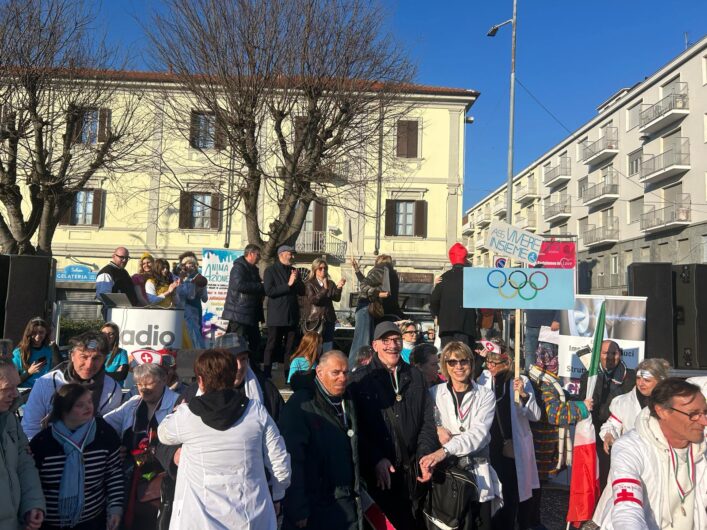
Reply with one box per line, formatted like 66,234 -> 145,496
566,301 -> 605,526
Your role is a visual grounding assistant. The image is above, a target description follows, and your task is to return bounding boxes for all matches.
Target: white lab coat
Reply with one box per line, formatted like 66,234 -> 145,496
593,408 -> 707,529
598,387 -> 642,442
477,370 -> 541,502
430,381 -> 503,507
21,369 -> 122,440
158,399 -> 291,530
103,387 -> 180,437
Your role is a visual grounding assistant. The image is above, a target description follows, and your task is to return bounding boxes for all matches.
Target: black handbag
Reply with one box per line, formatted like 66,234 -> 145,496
423,461 -> 479,530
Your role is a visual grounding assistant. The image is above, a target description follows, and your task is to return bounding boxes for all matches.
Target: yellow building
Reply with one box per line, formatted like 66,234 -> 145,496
47,71 -> 478,310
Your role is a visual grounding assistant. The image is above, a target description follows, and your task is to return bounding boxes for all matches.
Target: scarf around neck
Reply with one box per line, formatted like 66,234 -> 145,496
51,418 -> 97,527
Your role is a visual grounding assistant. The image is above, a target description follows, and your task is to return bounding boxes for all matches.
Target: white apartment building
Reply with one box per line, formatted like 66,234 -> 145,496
462,36 -> 707,295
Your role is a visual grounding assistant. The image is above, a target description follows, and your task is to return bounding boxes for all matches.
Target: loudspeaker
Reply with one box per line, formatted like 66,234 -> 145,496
627,262 -> 675,364
0,255 -> 56,346
673,264 -> 707,369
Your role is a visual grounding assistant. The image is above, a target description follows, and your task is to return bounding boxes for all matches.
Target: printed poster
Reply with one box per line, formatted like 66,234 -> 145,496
201,248 -> 243,339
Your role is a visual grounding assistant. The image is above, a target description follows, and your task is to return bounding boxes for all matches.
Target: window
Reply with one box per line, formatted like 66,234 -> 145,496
578,216 -> 588,236
624,249 -> 633,270
577,137 -> 588,159
189,111 -> 224,150
628,149 -> 642,176
578,177 -> 588,199
558,223 -> 568,235
302,201 -> 327,233
628,197 -> 644,224
59,189 -> 104,226
661,76 -> 680,97
664,182 -> 682,207
179,191 -> 222,230
384,199 -> 427,237
627,101 -> 642,130
602,207 -> 614,227
396,120 -> 419,158
610,254 -> 619,275
72,108 -> 111,146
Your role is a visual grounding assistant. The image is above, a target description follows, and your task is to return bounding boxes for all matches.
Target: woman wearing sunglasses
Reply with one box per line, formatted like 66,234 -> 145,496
419,341 -> 502,529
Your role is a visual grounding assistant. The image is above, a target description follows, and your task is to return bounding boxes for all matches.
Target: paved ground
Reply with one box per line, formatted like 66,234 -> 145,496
541,487 -> 571,530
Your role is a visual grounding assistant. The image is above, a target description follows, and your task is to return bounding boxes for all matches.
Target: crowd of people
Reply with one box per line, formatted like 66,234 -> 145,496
0,242 -> 705,530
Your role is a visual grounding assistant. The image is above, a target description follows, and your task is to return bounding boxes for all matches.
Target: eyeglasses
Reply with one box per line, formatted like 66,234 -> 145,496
486,360 -> 508,367
114,254 -> 130,261
446,359 -> 471,367
379,337 -> 402,346
403,330 -> 416,335
667,406 -> 707,422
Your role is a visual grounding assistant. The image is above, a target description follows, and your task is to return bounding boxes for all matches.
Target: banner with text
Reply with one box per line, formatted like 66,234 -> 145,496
487,221 -> 544,265
108,307 -> 183,355
201,248 -> 243,338
463,267 -> 575,310
537,240 -> 577,269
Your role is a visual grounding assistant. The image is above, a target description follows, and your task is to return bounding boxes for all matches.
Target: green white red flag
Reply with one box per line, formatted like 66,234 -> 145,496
566,300 -> 605,526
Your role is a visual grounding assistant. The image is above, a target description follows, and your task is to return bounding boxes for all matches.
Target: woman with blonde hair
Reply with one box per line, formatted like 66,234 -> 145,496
302,258 -> 345,352
287,331 -> 322,385
12,317 -> 54,388
132,253 -> 155,306
145,258 -> 180,308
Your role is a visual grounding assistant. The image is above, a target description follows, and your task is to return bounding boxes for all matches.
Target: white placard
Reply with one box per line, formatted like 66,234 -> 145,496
486,220 -> 544,265
108,308 -> 184,355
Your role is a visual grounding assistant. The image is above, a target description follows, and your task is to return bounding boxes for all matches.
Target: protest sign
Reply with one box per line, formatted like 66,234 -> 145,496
537,241 -> 576,269
463,267 -> 575,310
486,221 -> 544,265
201,248 -> 243,338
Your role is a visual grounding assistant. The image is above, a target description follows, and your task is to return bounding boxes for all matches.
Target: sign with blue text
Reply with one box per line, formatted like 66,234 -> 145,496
56,264 -> 97,282
463,267 -> 575,310
201,248 -> 243,338
486,221 -> 544,265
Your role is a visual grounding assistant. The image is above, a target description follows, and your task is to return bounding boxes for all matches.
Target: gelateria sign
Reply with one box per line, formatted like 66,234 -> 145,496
486,221 -> 544,265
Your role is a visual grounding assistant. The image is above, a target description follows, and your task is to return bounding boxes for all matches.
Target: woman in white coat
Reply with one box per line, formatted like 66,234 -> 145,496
477,349 -> 541,530
420,341 -> 502,529
158,349 -> 291,530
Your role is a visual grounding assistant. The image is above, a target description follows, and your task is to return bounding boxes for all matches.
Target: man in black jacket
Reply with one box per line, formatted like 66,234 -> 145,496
263,245 -> 305,378
349,322 -> 437,529
430,243 -> 477,348
222,244 -> 265,355
279,350 -> 361,530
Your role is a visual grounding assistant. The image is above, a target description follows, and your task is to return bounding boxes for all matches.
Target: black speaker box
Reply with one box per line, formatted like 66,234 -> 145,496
627,262 -> 675,364
673,264 -> 707,369
0,255 -> 56,346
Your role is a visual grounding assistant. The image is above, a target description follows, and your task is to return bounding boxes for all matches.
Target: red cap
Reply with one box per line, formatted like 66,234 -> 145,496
448,243 -> 468,265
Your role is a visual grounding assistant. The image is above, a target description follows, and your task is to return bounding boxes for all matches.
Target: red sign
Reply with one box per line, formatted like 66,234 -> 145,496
537,241 -> 576,269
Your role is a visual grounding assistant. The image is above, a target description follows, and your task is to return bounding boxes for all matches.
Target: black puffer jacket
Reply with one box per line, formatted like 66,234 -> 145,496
430,264 -> 477,337
264,261 -> 305,327
222,256 -> 265,326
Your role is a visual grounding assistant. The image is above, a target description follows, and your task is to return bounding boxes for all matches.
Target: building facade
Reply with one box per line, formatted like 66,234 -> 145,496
463,36 -> 707,295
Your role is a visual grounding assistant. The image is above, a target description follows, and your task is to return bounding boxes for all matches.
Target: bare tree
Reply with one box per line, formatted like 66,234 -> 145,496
0,0 -> 150,255
147,0 -> 416,260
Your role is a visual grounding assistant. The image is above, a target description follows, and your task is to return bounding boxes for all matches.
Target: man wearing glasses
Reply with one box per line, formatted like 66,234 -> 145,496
95,246 -> 139,314
593,378 -> 707,529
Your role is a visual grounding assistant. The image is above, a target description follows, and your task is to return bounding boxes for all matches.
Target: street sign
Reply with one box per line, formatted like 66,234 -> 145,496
494,257 -> 507,268
486,221 -> 543,265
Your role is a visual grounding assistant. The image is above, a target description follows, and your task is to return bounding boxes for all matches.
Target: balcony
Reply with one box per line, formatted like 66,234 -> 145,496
583,170 -> 619,207
475,209 -> 492,227
296,230 -> 347,260
461,214 -> 474,236
516,181 -> 540,204
581,127 -> 619,166
492,199 -> 507,217
516,212 -> 537,231
639,84 -> 689,135
475,236 -> 486,250
584,220 -> 619,248
639,139 -> 690,185
544,157 -> 572,188
544,196 -> 572,222
640,195 -> 691,233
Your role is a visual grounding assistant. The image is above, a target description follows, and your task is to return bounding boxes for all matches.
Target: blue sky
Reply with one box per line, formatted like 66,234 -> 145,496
100,1 -> 706,210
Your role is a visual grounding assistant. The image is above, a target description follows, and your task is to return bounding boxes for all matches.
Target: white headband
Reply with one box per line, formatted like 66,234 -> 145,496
637,369 -> 655,380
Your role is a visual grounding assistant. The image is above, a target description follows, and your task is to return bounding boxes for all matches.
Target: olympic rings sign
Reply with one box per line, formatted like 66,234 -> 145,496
486,269 -> 549,301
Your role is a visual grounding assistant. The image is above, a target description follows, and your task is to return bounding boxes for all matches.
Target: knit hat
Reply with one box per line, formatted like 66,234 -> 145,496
140,252 -> 154,261
448,243 -> 468,265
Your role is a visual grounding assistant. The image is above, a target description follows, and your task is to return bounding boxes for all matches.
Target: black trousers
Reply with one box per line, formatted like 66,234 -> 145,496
263,325 -> 297,377
227,321 -> 262,362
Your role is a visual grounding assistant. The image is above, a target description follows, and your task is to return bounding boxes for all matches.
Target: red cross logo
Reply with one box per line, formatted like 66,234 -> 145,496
615,488 -> 642,506
140,351 -> 155,364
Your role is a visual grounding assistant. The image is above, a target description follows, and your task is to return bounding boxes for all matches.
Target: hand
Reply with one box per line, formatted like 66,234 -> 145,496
436,426 -> 452,445
434,275 -> 442,285
337,278 -> 346,289
27,360 -> 46,375
550,321 -> 560,331
417,463 -> 433,483
23,509 -> 43,530
107,514 -> 121,530
378,291 -> 390,299
350,257 -> 360,272
295,519 -> 308,528
173,447 -> 181,466
288,270 -> 298,286
375,458 -> 395,490
584,398 -> 594,411
513,377 -> 527,399
603,434 -> 615,455
167,280 -> 180,293
273,501 -> 281,516
419,448 -> 446,472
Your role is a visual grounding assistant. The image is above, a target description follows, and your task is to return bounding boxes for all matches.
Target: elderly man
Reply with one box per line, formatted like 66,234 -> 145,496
578,339 -> 635,489
0,360 -> 45,530
593,378 -> 707,529
279,350 -> 360,530
263,245 -> 305,378
349,321 -> 437,529
21,331 -> 122,440
96,246 -> 139,308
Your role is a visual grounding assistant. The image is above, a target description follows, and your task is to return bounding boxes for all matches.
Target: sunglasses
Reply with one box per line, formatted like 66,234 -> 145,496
446,359 -> 471,367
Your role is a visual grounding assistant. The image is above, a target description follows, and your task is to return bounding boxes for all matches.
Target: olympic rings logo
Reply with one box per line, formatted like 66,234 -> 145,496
486,269 -> 549,301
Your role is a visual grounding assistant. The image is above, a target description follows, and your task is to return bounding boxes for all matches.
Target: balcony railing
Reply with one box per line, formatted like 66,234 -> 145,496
476,209 -> 492,226
543,157 -> 572,187
516,181 -> 539,203
516,212 -> 537,231
639,138 -> 690,184
584,220 -> 619,247
475,237 -> 486,250
639,84 -> 689,134
581,127 -> 619,165
296,230 -> 347,260
640,194 -> 691,233
493,200 -> 507,216
583,169 -> 619,206
544,196 -> 571,221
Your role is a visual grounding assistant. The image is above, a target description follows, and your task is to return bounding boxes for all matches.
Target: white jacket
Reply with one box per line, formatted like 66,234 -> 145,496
599,387 -> 642,442
430,382 -> 503,506
477,371 -> 541,502
103,387 -> 180,437
158,399 -> 291,530
593,407 -> 707,529
21,369 -> 122,440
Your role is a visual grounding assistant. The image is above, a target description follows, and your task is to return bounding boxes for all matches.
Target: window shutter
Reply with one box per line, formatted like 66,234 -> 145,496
313,200 -> 326,232
407,121 -> 418,158
179,191 -> 192,229
414,200 -> 427,238
58,201 -> 73,225
214,118 -> 226,150
91,189 -> 104,226
71,109 -> 84,144
98,108 -> 111,143
189,111 -> 199,148
384,199 -> 396,236
396,122 -> 408,157
210,193 -> 222,230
